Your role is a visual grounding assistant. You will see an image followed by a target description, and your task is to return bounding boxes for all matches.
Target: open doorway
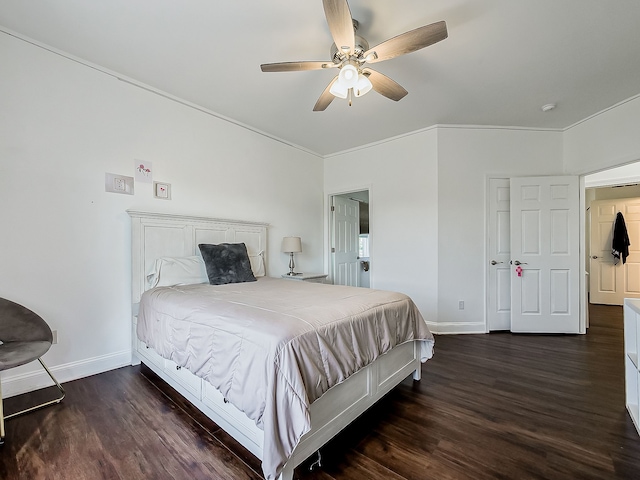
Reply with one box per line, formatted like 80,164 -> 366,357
584,164 -> 640,307
329,190 -> 370,287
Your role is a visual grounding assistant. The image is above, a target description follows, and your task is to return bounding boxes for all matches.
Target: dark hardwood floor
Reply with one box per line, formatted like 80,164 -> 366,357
2,304 -> 639,479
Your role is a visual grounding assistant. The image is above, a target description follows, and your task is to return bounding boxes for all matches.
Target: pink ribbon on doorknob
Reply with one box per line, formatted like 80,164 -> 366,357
516,265 -> 523,277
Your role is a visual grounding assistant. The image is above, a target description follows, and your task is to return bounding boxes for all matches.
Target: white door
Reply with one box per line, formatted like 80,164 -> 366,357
510,176 -> 580,333
590,197 -> 640,305
332,196 -> 359,286
487,178 -> 512,330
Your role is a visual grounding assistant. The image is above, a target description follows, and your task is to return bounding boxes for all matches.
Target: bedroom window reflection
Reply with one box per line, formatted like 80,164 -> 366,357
359,234 -> 370,258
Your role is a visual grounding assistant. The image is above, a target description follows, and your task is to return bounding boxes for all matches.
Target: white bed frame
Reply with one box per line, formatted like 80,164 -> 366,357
128,210 -> 422,480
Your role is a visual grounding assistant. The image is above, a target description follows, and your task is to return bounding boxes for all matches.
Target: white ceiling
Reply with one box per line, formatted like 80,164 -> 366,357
2,0 -> 640,156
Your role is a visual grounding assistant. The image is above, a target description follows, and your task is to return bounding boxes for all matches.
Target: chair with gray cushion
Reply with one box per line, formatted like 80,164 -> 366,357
0,298 -> 65,445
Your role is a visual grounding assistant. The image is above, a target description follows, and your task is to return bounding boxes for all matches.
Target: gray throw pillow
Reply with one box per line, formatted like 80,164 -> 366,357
198,243 -> 257,285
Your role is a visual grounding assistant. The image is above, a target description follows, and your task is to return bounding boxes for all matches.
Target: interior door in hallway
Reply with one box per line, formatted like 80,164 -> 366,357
510,176 -> 580,333
331,196 -> 359,286
590,197 -> 640,305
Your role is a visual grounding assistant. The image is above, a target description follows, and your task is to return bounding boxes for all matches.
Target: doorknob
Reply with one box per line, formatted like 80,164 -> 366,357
591,255 -> 598,259
490,260 -> 503,265
512,260 -> 528,266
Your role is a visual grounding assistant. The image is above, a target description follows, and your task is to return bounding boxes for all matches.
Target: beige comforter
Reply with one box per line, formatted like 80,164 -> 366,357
137,277 -> 434,479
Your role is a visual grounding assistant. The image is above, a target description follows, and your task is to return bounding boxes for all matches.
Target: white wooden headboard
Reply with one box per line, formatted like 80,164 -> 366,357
127,210 -> 268,305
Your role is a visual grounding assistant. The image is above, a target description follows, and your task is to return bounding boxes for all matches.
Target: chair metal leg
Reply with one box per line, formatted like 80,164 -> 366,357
2,359 -> 65,434
0,378 -> 5,446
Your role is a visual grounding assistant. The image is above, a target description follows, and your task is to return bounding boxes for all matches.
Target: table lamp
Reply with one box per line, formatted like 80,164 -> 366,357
282,236 -> 302,276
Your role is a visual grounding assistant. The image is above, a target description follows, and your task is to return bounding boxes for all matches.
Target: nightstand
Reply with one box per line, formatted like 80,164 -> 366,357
281,273 -> 328,284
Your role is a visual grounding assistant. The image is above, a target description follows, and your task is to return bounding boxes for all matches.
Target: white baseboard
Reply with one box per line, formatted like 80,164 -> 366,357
1,349 -> 132,399
426,321 -> 486,335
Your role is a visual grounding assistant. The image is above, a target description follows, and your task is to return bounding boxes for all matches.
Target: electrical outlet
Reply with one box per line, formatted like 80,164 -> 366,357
458,301 -> 465,310
52,330 -> 58,344
105,173 -> 134,195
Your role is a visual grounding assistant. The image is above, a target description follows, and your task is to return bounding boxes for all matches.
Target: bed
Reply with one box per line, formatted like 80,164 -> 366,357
128,211 -> 434,480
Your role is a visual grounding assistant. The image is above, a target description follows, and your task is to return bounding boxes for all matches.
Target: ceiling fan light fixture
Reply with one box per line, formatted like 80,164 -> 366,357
259,1 -> 448,111
338,64 -> 359,88
329,80 -> 349,99
354,73 -> 372,97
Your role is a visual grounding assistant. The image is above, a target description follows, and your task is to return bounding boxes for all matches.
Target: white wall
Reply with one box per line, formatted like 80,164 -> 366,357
0,33 -> 324,396
324,127 -> 565,334
324,130 -> 439,327
564,95 -> 640,175
437,127 -> 564,333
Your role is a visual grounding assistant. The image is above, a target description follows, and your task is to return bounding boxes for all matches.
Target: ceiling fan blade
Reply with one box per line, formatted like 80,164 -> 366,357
323,0 -> 355,55
364,21 -> 447,63
261,61 -> 335,72
313,77 -> 338,111
363,69 -> 408,101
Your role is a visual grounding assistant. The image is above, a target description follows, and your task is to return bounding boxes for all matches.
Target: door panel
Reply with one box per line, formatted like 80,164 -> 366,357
496,269 -> 511,311
521,210 -> 540,254
521,269 -> 541,314
550,269 -> 570,313
598,263 -> 616,292
627,263 -> 640,293
510,176 -> 580,333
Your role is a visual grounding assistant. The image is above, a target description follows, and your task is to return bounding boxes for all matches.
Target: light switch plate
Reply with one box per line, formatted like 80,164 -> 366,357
105,173 -> 134,195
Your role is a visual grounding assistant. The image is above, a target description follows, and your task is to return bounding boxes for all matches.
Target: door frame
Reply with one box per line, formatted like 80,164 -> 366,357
582,160 -> 640,325
484,175 -> 587,334
580,175 -> 588,331
325,185 -> 373,286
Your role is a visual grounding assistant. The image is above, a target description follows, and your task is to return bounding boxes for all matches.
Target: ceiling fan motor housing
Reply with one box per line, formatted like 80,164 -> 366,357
331,32 -> 369,63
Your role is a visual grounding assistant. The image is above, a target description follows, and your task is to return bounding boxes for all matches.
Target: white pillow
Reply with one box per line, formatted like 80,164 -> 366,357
147,256 -> 208,288
249,251 -> 266,277
147,251 -> 265,288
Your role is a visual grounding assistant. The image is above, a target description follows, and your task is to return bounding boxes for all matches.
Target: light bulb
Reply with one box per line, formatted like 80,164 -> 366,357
354,74 -> 372,97
338,64 -> 359,88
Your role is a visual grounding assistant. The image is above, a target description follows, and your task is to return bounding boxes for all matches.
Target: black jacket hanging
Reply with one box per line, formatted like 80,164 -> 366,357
612,212 -> 630,264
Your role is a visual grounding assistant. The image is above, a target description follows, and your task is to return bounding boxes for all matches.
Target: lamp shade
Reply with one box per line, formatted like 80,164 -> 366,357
338,64 -> 359,88
329,80 -> 348,99
281,236 -> 302,253
354,73 -> 373,97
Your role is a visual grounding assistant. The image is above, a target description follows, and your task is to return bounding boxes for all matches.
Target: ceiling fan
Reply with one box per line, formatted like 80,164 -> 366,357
260,0 -> 448,111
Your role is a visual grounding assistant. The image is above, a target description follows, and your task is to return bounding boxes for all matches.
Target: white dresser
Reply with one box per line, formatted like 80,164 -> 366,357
623,298 -> 640,435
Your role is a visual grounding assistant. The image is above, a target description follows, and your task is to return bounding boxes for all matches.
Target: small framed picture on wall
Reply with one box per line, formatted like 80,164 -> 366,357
153,181 -> 171,200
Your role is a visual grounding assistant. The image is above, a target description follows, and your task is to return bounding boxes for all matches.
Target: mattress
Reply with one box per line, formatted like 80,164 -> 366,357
137,276 -> 434,479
